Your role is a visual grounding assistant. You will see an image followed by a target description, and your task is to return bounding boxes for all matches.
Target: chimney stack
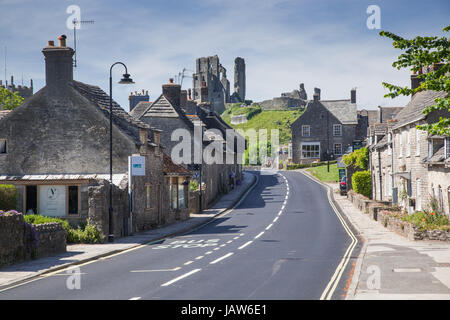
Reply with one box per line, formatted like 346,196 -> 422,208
350,88 -> 356,104
42,35 -> 74,92
180,90 -> 187,108
162,78 -> 181,107
313,87 -> 321,101
129,90 -> 150,111
188,88 -> 192,100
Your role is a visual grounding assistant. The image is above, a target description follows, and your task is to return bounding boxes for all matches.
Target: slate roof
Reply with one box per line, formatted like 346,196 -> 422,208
320,99 -> 358,125
426,145 -> 446,163
392,90 -> 448,130
379,106 -> 404,123
162,152 -> 191,176
130,101 -> 152,119
0,110 -> 11,120
72,81 -> 150,145
136,94 -> 194,130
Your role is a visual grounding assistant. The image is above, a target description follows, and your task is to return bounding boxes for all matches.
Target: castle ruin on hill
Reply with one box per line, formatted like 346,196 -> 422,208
192,56 -> 246,114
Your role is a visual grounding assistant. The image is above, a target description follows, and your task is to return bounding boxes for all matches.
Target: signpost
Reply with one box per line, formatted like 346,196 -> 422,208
128,156 -> 146,235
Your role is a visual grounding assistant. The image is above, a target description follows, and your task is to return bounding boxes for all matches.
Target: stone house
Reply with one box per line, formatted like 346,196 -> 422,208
130,79 -> 243,207
389,87 -> 449,215
0,36 -> 191,238
368,67 -> 449,215
291,88 -> 364,163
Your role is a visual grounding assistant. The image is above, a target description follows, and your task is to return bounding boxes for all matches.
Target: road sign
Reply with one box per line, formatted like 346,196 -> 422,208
339,169 -> 346,181
129,156 -> 145,176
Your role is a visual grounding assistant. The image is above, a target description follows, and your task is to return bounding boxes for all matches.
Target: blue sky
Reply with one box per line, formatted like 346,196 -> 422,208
0,0 -> 449,111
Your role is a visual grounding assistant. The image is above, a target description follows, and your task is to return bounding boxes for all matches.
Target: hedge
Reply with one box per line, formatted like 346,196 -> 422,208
352,170 -> 372,198
0,184 -> 18,211
287,160 -> 337,170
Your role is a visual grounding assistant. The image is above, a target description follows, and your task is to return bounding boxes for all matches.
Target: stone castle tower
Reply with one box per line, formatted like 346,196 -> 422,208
192,56 -> 246,113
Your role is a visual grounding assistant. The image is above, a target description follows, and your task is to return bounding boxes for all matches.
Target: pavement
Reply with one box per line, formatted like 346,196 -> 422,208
313,177 -> 450,300
0,171 -> 257,290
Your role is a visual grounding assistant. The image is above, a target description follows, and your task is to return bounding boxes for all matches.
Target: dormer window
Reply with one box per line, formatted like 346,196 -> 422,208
0,139 -> 6,154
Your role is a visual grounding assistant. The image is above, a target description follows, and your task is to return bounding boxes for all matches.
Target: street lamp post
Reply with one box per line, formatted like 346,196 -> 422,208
108,62 -> 134,242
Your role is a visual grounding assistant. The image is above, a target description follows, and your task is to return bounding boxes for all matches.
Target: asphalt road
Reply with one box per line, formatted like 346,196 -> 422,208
0,170 -> 360,300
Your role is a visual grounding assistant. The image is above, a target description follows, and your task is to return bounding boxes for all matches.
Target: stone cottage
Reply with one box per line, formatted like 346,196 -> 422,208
0,36 -> 191,239
291,88 -> 364,163
130,79 -> 243,207
368,67 -> 449,215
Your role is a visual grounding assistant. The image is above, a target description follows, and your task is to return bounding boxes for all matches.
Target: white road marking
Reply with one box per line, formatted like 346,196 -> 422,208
255,231 -> 264,239
273,217 -> 279,222
129,297 -> 141,300
281,204 -> 285,210
210,252 -> 234,264
130,267 -> 181,273
278,210 -> 282,216
205,251 -> 213,255
265,223 -> 273,230
233,236 -> 240,240
219,244 -> 226,247
213,247 -> 220,251
238,241 -> 253,250
184,261 -> 193,265
161,268 -> 202,287
226,240 -> 233,244
195,256 -> 204,260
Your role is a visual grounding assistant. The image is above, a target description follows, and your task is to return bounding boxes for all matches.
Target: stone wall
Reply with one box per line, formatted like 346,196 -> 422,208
0,213 -> 67,268
0,214 -> 26,267
347,189 -> 450,242
33,222 -> 66,259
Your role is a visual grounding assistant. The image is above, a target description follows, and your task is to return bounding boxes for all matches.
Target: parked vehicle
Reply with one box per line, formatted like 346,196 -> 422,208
339,176 -> 347,196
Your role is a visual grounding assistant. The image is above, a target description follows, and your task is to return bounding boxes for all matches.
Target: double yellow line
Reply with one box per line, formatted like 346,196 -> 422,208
299,171 -> 358,300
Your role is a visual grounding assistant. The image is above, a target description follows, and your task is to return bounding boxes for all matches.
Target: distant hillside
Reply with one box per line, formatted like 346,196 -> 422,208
221,103 -> 304,145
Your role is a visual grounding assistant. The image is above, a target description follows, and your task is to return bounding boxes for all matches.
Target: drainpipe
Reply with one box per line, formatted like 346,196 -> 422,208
378,148 -> 383,201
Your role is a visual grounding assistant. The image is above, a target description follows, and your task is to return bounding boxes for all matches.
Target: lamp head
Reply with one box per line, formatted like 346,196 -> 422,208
119,73 -> 134,84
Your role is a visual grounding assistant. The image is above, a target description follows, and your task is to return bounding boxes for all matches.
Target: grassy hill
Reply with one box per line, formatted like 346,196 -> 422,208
221,103 -> 303,145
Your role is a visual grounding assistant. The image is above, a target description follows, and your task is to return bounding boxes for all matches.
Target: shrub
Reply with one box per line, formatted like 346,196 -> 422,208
343,147 -> 368,170
0,184 -> 18,211
189,179 -> 199,192
402,211 -> 450,231
24,214 -> 103,244
352,170 -> 372,198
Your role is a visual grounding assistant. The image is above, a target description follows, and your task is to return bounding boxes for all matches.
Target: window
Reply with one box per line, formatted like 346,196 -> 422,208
428,140 -> 433,158
68,186 -> 79,215
0,139 -> 6,154
416,179 -> 421,211
178,179 -> 186,209
333,124 -> 342,136
170,180 -> 178,210
334,143 -> 342,155
439,186 -> 444,212
301,143 -> 320,159
302,125 -> 310,137
416,129 -> 421,156
146,185 -> 151,209
406,128 -> 411,156
398,132 -> 403,157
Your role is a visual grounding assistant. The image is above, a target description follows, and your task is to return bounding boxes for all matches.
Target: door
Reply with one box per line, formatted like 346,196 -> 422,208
25,185 -> 37,214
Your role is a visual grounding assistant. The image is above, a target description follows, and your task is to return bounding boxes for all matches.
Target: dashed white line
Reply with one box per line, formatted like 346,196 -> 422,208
226,240 -> 233,244
184,261 -> 193,265
195,256 -> 204,260
265,223 -> 273,230
210,252 -> 234,264
161,268 -> 202,287
213,247 -> 220,251
219,244 -> 226,247
233,236 -> 240,240
255,231 -> 264,239
273,216 -> 279,222
129,297 -> 141,300
205,251 -> 213,255
238,241 -> 253,250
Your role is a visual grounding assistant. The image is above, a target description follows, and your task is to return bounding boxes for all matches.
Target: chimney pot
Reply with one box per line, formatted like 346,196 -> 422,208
169,78 -> 174,84
47,40 -> 55,47
58,35 -> 67,48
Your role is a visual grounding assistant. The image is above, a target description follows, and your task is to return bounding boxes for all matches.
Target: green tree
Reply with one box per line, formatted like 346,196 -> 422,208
380,26 -> 449,136
0,86 -> 24,110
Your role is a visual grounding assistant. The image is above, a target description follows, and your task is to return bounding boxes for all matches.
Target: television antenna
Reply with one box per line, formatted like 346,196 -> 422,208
72,18 -> 95,67
177,68 -> 193,87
